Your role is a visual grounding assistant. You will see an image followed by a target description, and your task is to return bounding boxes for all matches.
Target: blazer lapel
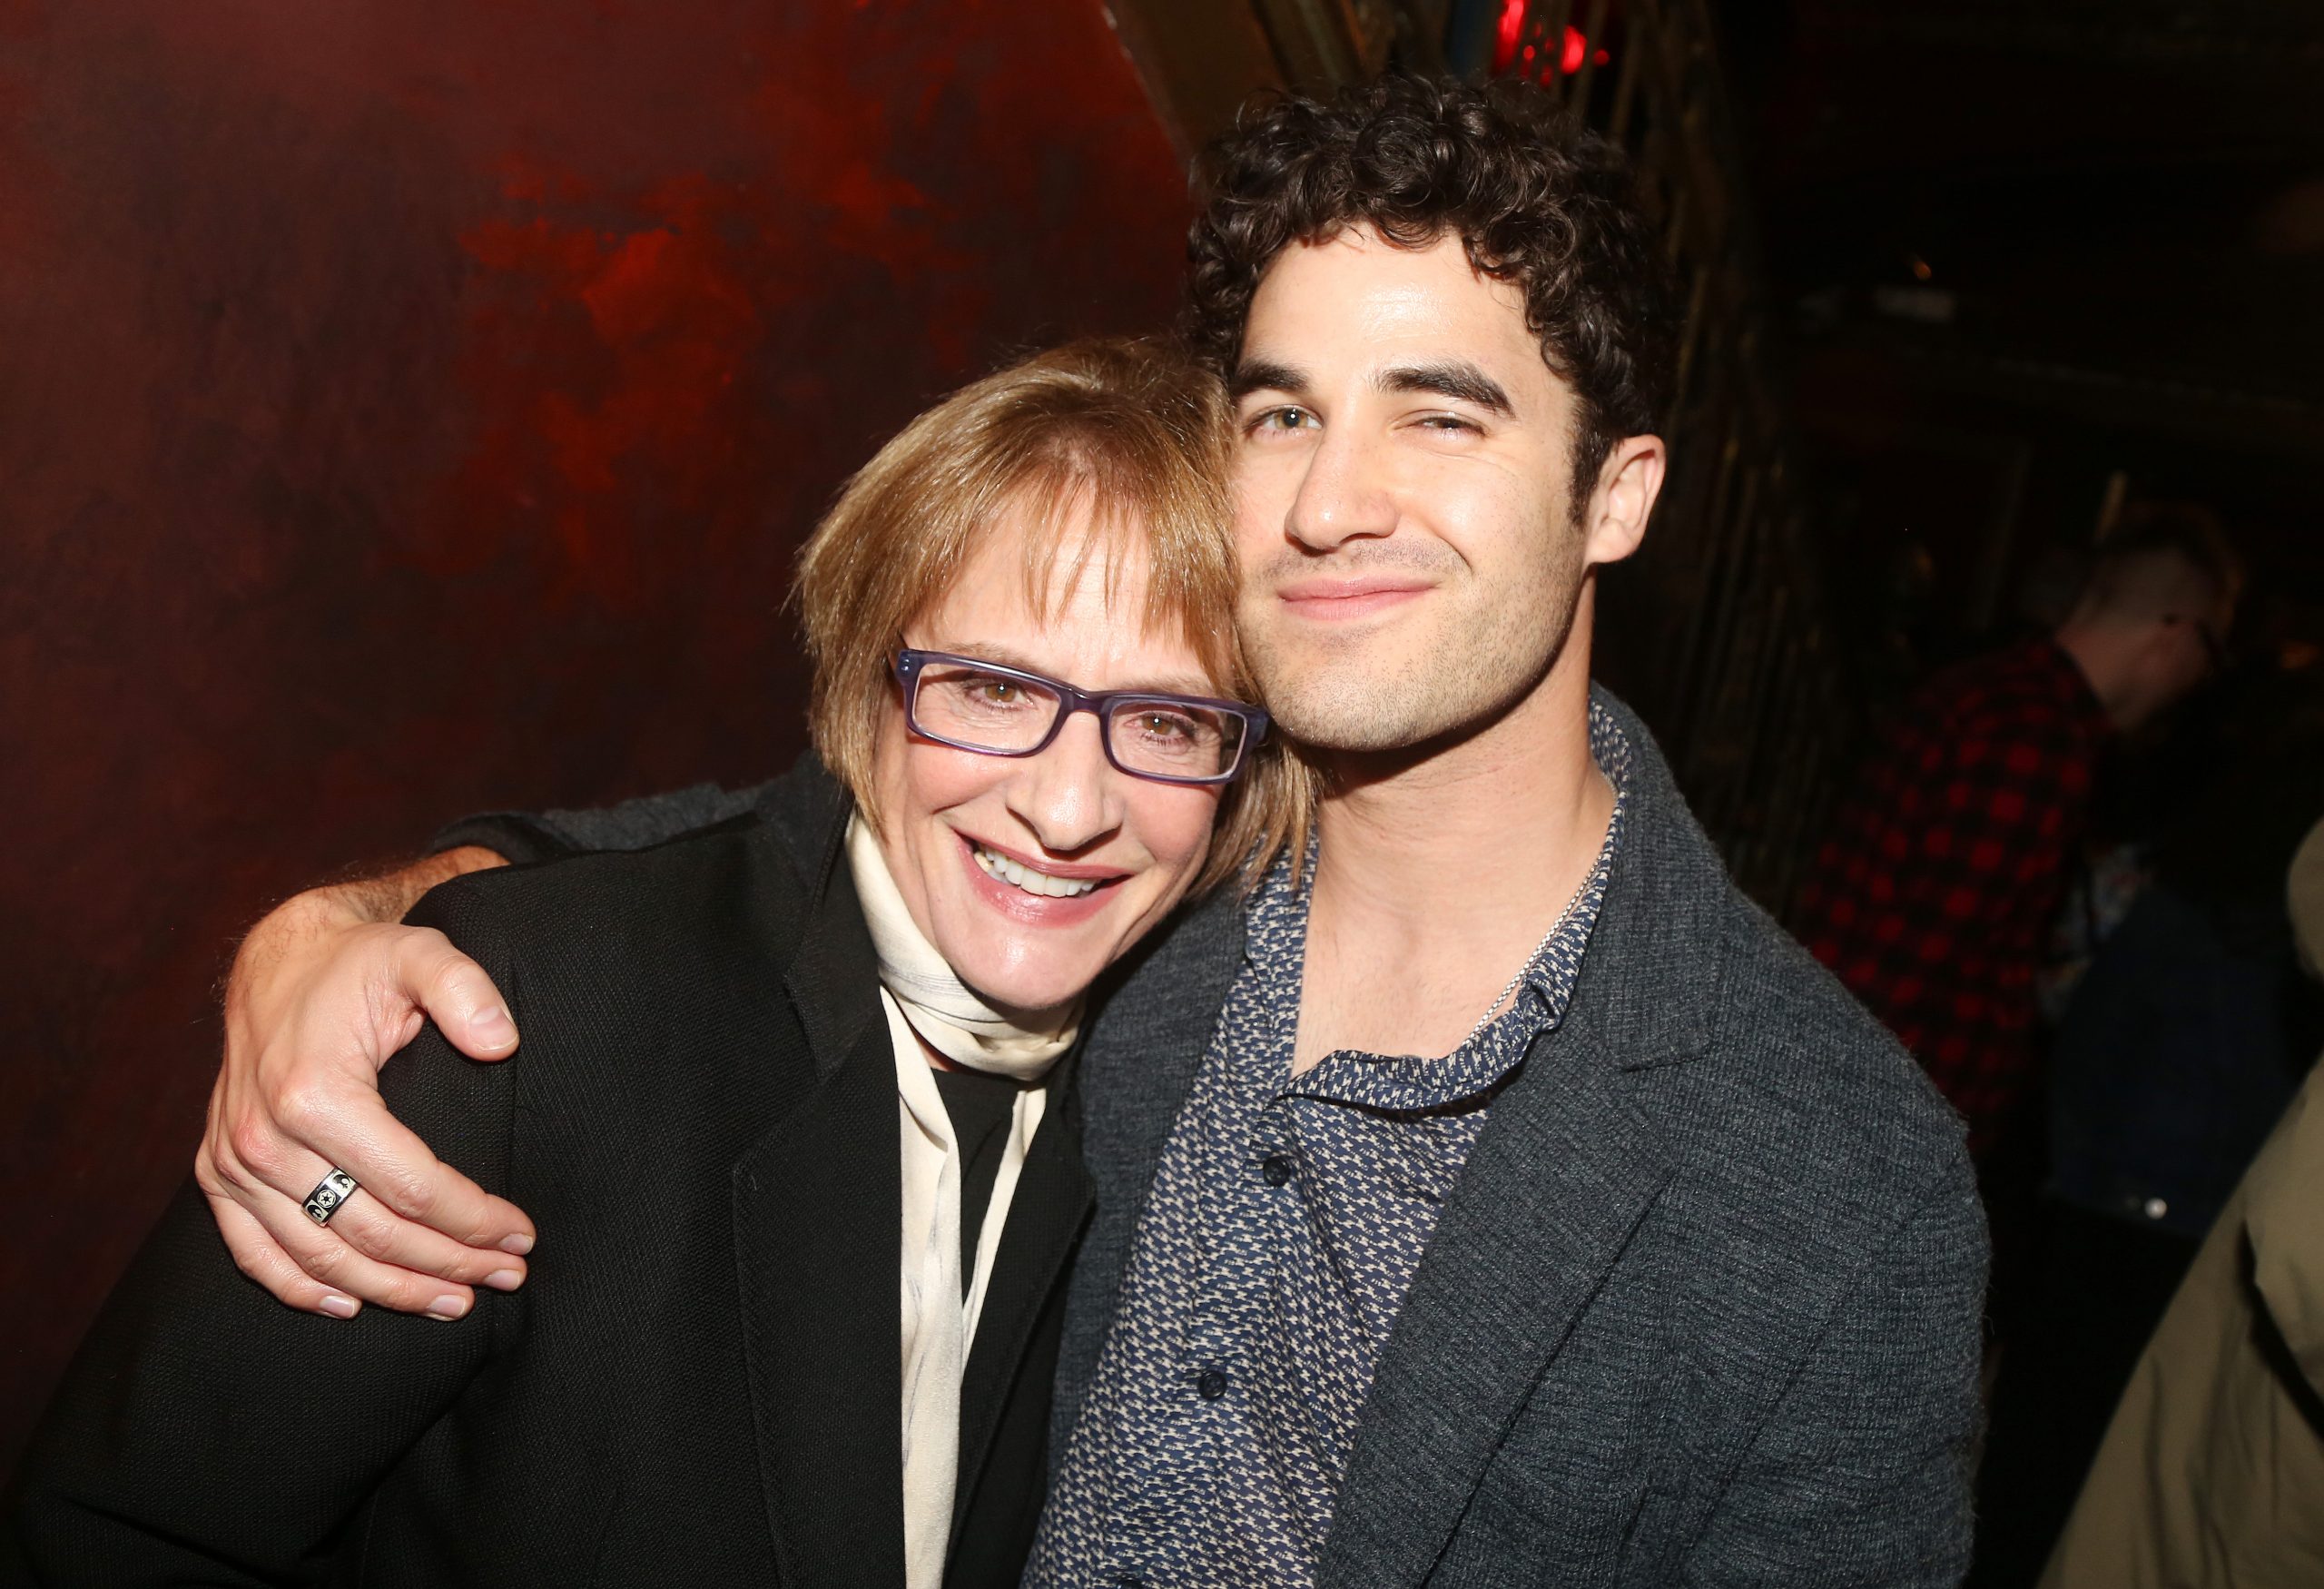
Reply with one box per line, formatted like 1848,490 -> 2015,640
734,808 -> 910,1589
1314,1026 -> 1679,1586
1317,690 -> 1728,1587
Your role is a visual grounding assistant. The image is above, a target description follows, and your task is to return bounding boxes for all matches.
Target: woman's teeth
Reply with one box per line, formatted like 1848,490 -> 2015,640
972,844 -> 1101,898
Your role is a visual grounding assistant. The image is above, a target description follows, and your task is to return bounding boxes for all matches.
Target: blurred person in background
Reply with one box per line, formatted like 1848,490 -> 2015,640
2038,810 -> 2324,1589
1968,670 -> 2324,1587
1793,505 -> 2240,1208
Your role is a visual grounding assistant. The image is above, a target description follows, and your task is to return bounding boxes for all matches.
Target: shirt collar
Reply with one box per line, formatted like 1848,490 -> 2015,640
1249,701 -> 1634,1110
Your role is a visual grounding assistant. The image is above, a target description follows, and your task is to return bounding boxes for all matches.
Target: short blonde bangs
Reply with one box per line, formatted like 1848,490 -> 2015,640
793,337 -> 1312,893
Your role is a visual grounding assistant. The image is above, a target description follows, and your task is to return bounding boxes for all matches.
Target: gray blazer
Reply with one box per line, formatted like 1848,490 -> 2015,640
1059,692 -> 1986,1586
447,690 -> 1987,1587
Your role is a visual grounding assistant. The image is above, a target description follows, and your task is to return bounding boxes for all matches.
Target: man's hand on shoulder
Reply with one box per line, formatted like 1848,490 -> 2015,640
195,846 -> 539,1320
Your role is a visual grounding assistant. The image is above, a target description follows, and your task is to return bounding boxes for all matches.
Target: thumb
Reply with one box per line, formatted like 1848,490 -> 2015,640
393,928 -> 520,1061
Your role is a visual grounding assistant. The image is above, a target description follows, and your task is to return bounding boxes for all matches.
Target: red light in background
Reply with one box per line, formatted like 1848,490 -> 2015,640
1492,2 -> 1606,81
1495,0 -> 1525,66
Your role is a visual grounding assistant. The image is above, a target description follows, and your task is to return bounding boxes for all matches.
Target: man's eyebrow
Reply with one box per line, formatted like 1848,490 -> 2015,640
1378,360 -> 1514,417
1227,358 -> 1307,400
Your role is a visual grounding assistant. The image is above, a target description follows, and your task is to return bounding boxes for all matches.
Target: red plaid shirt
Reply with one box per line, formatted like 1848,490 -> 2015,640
1796,639 -> 2109,1156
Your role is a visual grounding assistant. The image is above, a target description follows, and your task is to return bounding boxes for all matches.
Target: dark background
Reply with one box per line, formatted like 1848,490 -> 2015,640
5,0 -> 2321,1501
1728,0 -> 2324,686
0,0 -> 1187,1476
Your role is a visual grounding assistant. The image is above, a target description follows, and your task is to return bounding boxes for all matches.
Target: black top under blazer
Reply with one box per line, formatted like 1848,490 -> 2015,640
4,765 -> 1090,1587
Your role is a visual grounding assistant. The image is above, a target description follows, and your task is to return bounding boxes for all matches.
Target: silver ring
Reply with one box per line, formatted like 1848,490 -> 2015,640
303,1168 -> 359,1226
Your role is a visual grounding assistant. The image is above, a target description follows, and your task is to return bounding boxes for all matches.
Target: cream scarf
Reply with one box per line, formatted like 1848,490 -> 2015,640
844,818 -> 1078,1589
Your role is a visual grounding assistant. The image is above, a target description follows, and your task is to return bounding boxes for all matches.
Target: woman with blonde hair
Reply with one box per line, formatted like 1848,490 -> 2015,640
9,338 -> 1302,1588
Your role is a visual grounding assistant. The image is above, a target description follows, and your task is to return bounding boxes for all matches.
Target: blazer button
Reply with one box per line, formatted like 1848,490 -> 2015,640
1262,1155 -> 1293,1187
1197,1368 -> 1228,1399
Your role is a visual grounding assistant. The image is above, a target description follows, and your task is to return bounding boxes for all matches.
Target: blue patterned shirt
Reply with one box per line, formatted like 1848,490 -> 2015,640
1028,706 -> 1633,1588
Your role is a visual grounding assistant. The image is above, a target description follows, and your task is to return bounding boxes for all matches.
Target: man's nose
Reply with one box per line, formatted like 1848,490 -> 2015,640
1283,426 -> 1397,552
1003,709 -> 1125,854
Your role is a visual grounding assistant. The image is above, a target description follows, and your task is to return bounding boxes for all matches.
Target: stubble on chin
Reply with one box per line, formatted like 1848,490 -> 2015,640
1249,634 -> 1439,751
1243,569 -> 1585,755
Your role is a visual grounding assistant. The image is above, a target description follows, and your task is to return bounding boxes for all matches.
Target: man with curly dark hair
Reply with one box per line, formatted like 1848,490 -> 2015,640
1026,75 -> 1983,1587
181,74 -> 1984,1587
1179,77 -> 1675,528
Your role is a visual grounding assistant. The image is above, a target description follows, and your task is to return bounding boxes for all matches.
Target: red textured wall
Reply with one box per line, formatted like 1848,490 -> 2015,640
0,0 -> 1187,1474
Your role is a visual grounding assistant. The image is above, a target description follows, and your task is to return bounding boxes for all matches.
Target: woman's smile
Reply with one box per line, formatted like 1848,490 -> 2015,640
955,829 -> 1124,923
868,493 -> 1229,1017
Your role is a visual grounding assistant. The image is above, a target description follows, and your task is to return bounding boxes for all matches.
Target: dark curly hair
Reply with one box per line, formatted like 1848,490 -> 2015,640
1183,75 -> 1678,522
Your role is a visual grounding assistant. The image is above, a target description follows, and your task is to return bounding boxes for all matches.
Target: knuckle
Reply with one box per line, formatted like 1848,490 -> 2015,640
419,945 -> 472,999
225,1239 -> 270,1285
420,1248 -> 481,1285
384,1275 -> 445,1314
300,1240 -> 353,1285
381,1166 -> 438,1221
404,924 -> 453,975
337,1208 -> 399,1263
223,1120 -> 284,1182
332,1214 -> 390,1261
274,1082 -> 336,1140
210,1159 -> 256,1203
264,1272 -> 320,1308
242,1254 -> 314,1308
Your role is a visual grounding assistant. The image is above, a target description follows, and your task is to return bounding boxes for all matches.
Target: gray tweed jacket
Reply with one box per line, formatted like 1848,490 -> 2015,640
1056,691 -> 1986,1587
445,690 -> 1987,1587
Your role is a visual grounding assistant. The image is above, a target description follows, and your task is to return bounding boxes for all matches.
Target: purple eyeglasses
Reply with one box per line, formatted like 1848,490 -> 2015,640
892,649 -> 1268,786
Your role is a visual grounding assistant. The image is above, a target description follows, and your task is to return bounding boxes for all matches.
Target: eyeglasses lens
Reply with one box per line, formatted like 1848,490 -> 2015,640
1105,700 -> 1246,780
911,662 -> 1062,753
909,660 -> 1246,780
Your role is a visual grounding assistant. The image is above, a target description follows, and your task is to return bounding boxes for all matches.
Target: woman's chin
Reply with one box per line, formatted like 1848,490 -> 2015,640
930,876 -> 1144,1015
924,920 -> 1097,1017
951,954 -> 1100,1022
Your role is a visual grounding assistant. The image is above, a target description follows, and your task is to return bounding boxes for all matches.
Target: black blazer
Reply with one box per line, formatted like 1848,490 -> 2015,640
4,765 -> 1092,1587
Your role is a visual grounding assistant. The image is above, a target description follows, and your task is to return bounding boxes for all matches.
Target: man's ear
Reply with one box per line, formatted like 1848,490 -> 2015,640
1582,434 -> 1666,568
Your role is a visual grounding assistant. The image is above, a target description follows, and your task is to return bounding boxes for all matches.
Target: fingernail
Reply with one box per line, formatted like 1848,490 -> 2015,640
499,1232 -> 534,1256
319,1295 -> 359,1319
483,1268 -> 524,1292
469,1005 -> 516,1045
427,1295 -> 468,1320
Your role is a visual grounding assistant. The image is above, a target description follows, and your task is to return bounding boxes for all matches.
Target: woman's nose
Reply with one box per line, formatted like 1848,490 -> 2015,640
1003,709 -> 1124,854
